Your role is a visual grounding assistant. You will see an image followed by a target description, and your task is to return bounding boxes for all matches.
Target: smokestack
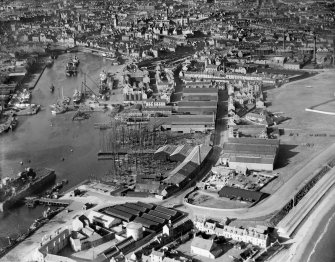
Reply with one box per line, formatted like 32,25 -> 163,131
313,34 -> 316,64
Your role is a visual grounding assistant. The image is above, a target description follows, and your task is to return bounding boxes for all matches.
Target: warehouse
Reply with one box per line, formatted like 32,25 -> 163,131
124,203 -> 148,213
218,186 -> 268,203
141,213 -> 166,224
136,201 -> 154,210
103,208 -> 135,222
113,205 -> 142,217
182,87 -> 218,102
155,205 -> 179,219
148,210 -> 172,221
133,217 -> 159,230
170,145 -> 194,162
220,138 -> 280,171
154,145 -> 178,160
177,101 -> 218,115
170,115 -> 215,133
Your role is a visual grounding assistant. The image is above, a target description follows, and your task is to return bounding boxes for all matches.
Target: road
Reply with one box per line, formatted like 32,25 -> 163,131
184,141 -> 335,220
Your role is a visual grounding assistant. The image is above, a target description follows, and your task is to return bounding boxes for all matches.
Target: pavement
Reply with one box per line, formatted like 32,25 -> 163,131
183,141 -> 335,220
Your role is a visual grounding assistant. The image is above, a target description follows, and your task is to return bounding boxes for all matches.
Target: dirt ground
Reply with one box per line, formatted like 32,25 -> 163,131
189,190 -> 250,209
266,70 -> 335,132
261,70 -> 335,194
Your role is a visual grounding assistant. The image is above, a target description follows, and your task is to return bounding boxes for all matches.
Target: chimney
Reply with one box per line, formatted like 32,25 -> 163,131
313,34 -> 317,64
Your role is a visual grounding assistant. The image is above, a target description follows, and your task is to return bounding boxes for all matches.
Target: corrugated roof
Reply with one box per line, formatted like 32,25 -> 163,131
124,202 -> 147,213
104,208 -> 134,221
148,210 -> 171,220
141,213 -> 165,224
218,186 -> 267,202
136,201 -> 154,210
183,87 -> 218,94
133,216 -> 159,228
228,137 -> 280,146
155,206 -> 178,217
223,143 -> 277,156
178,101 -> 218,107
230,156 -> 274,164
114,205 -> 141,217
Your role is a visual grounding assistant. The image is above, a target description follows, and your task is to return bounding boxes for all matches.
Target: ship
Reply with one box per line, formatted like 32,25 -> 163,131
72,89 -> 83,104
50,104 -> 67,115
0,115 -> 17,134
0,168 -> 56,212
15,104 -> 40,116
66,61 -> 77,77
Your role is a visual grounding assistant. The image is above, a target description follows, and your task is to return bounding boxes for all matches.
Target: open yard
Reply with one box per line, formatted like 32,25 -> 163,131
188,190 -> 250,209
266,70 -> 335,132
261,70 -> 335,194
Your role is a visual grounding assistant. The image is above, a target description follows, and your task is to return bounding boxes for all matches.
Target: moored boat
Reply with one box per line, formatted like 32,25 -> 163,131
72,89 -> 83,104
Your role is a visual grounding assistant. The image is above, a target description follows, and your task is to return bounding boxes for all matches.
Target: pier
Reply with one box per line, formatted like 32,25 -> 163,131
25,197 -> 72,207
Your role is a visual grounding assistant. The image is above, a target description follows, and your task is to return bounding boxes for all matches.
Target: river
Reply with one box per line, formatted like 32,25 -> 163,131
0,53 -> 119,247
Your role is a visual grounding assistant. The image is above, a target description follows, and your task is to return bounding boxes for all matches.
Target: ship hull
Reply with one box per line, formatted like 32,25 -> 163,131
0,169 -> 56,212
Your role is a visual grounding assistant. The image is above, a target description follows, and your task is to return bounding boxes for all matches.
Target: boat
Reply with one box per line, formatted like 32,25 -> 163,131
66,62 -> 77,77
51,105 -> 67,115
72,56 -> 79,66
50,88 -> 70,115
18,89 -> 31,103
15,104 -> 40,116
0,168 -> 56,212
72,89 -> 83,104
0,115 -> 17,134
100,70 -> 107,84
50,84 -> 55,93
46,58 -> 54,68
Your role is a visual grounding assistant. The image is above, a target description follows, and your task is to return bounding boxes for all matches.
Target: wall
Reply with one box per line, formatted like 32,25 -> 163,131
34,228 -> 71,262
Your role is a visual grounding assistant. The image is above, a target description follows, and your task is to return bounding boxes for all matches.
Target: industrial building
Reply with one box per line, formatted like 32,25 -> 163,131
219,137 -> 280,171
177,101 -> 217,115
218,186 -> 268,203
170,115 -> 215,133
182,87 -> 218,102
100,202 -> 181,231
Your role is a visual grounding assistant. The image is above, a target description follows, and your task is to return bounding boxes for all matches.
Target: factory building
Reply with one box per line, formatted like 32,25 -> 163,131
219,137 -> 280,171
177,101 -> 217,115
100,202 -> 181,232
182,87 -> 218,102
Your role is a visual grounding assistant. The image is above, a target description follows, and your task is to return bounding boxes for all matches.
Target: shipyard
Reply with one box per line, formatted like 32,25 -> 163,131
1,0 -> 335,262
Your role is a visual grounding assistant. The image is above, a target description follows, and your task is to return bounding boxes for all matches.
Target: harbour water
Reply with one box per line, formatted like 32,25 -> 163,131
0,53 -> 120,247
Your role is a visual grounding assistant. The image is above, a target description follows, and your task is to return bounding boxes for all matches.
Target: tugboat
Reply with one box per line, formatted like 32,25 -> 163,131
72,89 -> 83,104
66,61 -> 77,77
72,56 -> 79,66
46,58 -> 54,68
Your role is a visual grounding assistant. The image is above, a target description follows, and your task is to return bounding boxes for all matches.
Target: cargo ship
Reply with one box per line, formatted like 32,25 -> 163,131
0,168 -> 56,212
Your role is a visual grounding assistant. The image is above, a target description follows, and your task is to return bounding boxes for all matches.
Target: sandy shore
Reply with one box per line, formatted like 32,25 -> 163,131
270,186 -> 335,262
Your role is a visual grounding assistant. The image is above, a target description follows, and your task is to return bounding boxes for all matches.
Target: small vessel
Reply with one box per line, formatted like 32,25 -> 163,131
51,105 -> 67,115
15,104 -> 40,116
72,89 -> 83,104
66,62 -> 77,77
46,58 -> 54,68
100,70 -> 107,84
18,89 -> 31,103
72,56 -> 79,66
